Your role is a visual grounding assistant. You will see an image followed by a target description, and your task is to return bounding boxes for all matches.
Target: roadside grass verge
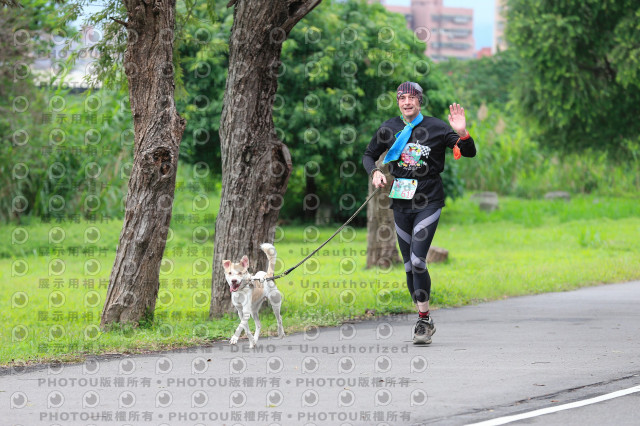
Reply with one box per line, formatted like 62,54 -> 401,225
1,194 -> 639,366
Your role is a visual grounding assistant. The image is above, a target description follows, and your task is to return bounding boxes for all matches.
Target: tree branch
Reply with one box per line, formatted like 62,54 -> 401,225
281,0 -> 322,34
0,0 -> 23,7
227,0 -> 238,7
109,17 -> 129,28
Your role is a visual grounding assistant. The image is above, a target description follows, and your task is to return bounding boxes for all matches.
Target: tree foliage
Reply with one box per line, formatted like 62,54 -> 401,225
276,0 -> 423,220
506,0 -> 640,149
1,0 -> 83,222
274,0 -> 461,220
175,0 -> 462,222
436,49 -> 521,110
175,1 -> 230,170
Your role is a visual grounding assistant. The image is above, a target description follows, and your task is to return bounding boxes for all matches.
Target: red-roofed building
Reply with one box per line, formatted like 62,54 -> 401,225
476,47 -> 492,58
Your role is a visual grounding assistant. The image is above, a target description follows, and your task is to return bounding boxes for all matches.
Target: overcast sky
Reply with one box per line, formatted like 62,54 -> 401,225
384,0 -> 495,50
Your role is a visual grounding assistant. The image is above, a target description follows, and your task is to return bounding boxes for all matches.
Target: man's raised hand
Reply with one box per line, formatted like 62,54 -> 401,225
448,103 -> 468,137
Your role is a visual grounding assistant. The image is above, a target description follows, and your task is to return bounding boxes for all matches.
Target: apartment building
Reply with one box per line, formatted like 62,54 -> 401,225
493,0 -> 507,53
380,0 -> 475,61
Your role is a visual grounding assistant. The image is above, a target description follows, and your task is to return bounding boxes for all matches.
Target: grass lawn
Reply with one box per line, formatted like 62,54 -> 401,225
1,186 -> 639,366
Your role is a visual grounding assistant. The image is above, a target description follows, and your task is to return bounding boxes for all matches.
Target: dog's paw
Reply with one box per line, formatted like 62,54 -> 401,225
278,327 -> 285,339
248,338 -> 256,349
229,335 -> 238,345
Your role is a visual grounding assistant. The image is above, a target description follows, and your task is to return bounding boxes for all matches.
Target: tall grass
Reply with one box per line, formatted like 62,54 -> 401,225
1,88 -> 133,223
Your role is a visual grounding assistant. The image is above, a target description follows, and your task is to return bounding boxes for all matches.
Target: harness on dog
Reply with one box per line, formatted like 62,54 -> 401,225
269,187 -> 381,281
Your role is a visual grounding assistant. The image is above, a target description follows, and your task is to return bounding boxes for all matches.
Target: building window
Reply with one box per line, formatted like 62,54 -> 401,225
453,16 -> 471,24
431,42 -> 471,50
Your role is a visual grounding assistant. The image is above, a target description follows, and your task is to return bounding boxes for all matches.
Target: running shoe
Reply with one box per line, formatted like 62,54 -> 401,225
413,316 -> 435,344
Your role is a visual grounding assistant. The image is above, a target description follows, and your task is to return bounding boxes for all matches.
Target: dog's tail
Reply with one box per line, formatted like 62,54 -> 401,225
260,243 -> 277,277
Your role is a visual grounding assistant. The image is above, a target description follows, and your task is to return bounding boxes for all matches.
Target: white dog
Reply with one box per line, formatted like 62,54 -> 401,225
222,243 -> 285,348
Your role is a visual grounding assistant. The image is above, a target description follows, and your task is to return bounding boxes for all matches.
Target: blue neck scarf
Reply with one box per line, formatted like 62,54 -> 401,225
383,113 -> 423,164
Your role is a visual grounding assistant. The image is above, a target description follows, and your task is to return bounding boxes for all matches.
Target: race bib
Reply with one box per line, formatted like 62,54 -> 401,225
389,178 -> 417,200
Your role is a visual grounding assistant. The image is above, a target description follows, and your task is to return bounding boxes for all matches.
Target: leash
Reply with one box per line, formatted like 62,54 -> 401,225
270,186 -> 382,281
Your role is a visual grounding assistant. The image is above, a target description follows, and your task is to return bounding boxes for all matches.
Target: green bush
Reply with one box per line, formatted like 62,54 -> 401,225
458,106 -> 640,197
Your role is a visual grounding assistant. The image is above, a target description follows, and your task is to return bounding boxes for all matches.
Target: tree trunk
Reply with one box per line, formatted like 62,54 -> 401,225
209,0 -> 322,317
101,0 -> 185,327
366,157 -> 401,269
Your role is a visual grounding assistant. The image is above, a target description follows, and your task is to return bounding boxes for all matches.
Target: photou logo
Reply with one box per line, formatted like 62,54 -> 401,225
119,358 -> 136,375
339,323 -> 356,340
376,322 -> 394,340
48,362 -> 64,375
192,258 -> 209,275
266,356 -> 283,374
48,226 -> 65,244
301,356 -> 319,374
12,325 -> 28,342
304,325 -> 320,341
48,258 -> 66,276
375,355 -> 392,373
301,389 -> 319,407
375,389 -> 392,406
11,259 -> 28,277
337,356 -> 355,374
338,389 -> 355,407
155,390 -> 173,408
411,389 -> 428,406
266,390 -> 284,407
192,291 -> 209,308
156,357 -> 173,374
48,290 -> 65,308
82,390 -> 99,408
84,226 -> 101,244
10,392 -> 28,409
410,355 -> 428,373
229,357 -> 247,374
84,258 -> 101,276
191,357 -> 208,374
157,290 -> 173,307
83,358 -> 100,375
47,390 -> 64,408
11,291 -> 29,309
191,390 -> 208,408
84,291 -> 101,308
83,325 -> 101,341
229,390 -> 246,408
11,227 -> 29,244
119,391 -> 135,408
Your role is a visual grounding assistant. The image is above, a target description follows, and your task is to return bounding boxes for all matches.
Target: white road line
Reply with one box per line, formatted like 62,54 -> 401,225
466,384 -> 640,426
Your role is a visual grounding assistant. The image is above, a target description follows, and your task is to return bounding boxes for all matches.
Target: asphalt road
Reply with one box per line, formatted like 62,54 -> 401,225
2,281 -> 640,425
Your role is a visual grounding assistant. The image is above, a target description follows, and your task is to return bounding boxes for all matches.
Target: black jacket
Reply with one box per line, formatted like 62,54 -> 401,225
362,115 -> 476,211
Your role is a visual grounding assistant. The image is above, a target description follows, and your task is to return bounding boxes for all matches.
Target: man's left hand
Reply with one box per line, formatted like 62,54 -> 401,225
448,103 -> 468,137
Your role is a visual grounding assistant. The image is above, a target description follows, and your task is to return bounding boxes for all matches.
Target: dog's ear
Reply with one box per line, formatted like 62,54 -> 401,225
222,260 -> 231,271
240,255 -> 249,269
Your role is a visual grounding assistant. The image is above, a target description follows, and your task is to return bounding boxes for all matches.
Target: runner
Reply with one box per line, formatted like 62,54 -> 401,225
362,81 -> 476,344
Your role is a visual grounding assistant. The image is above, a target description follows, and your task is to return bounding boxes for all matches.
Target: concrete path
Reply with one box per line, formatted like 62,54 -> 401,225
2,281 -> 640,425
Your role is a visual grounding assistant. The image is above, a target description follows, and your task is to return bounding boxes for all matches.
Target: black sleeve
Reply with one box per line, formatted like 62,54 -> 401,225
445,126 -> 476,157
362,125 -> 394,175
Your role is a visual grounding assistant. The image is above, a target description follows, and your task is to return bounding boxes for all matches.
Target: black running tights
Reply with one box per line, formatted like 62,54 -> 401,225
393,206 -> 442,303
